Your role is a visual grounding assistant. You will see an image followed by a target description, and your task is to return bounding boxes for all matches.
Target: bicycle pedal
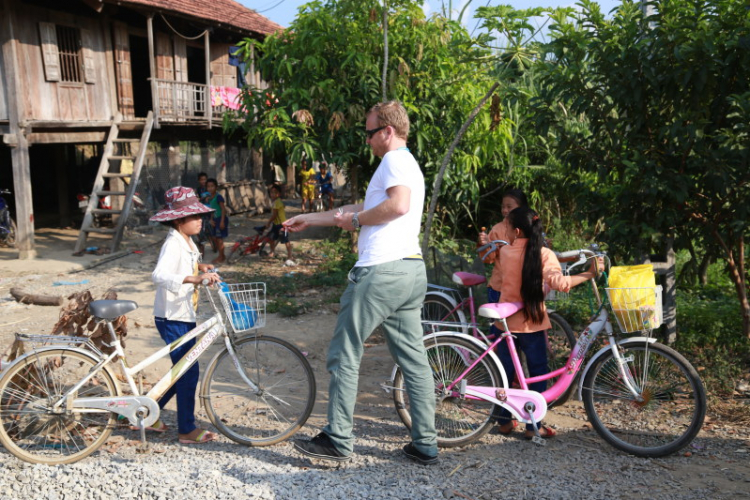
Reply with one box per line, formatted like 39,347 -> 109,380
531,436 -> 547,447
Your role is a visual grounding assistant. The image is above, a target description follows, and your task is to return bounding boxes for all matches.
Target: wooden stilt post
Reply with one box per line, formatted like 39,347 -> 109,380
2,0 -> 36,259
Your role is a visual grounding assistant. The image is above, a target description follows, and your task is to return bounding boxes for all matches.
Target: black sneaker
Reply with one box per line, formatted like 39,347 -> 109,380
402,443 -> 439,465
294,432 -> 351,462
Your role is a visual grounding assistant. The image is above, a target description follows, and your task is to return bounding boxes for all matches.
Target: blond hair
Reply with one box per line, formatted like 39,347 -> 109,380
369,101 -> 410,140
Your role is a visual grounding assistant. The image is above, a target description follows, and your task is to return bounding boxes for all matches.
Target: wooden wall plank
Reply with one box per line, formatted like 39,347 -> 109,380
0,1 -> 8,120
155,31 -> 174,80
113,21 -> 134,119
12,6 -> 112,122
210,42 -> 236,88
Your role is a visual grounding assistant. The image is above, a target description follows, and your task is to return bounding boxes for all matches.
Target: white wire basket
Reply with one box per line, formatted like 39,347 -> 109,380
217,282 -> 266,333
605,285 -> 663,334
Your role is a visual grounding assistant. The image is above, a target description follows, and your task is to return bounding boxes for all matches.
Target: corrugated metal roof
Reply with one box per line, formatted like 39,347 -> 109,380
108,0 -> 284,35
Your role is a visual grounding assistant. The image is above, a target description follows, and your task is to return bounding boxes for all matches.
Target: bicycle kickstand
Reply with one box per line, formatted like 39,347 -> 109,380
524,402 -> 547,447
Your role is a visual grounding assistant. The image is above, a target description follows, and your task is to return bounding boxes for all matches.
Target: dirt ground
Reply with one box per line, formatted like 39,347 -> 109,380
0,204 -> 749,496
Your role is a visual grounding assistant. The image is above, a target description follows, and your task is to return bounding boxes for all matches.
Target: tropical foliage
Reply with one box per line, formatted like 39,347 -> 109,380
531,0 -> 750,336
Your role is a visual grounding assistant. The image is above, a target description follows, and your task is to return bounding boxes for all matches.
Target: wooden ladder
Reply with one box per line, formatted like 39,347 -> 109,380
74,111 -> 154,254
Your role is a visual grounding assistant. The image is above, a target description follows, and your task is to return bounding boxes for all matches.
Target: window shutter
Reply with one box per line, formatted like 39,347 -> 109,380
38,22 -> 61,82
80,28 -> 96,83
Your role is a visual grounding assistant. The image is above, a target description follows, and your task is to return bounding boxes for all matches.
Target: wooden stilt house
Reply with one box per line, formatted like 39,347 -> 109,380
0,0 -> 280,258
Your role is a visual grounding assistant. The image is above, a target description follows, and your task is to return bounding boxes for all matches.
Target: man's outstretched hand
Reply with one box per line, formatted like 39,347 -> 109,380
283,215 -> 310,233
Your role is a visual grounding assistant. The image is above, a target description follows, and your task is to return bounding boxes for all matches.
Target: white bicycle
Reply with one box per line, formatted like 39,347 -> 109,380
0,282 -> 316,464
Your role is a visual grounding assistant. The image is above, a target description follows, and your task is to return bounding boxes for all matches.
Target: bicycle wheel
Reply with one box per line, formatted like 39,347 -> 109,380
0,349 -> 119,464
582,341 -> 706,457
393,335 -> 504,448
421,294 -> 467,335
0,218 -> 16,247
202,335 -> 316,446
227,239 -> 253,264
546,312 -> 577,408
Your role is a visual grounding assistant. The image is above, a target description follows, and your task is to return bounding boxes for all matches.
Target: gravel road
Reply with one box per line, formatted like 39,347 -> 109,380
0,224 -> 748,500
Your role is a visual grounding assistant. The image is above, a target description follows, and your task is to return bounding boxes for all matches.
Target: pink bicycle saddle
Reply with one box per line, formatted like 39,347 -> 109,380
478,302 -> 524,320
452,272 -> 487,287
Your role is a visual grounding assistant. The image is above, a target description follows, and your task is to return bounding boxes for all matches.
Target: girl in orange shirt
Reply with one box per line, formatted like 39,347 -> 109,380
477,189 -> 528,339
494,206 -> 601,439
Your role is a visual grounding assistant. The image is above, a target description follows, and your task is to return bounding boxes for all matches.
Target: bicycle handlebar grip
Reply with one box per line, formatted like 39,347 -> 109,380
556,250 -> 581,259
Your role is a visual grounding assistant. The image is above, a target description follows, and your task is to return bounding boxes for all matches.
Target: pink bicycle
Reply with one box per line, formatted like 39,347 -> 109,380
394,247 -> 706,457
421,241 -> 578,406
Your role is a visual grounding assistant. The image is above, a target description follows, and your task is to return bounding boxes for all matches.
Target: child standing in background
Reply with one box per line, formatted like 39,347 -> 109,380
149,186 -> 222,444
299,159 -> 317,213
204,178 -> 228,264
264,184 -> 294,263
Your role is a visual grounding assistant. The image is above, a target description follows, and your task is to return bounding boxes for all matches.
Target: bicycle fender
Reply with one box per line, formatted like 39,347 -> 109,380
424,290 -> 459,309
0,345 -> 108,375
577,336 -> 657,400
423,291 -> 468,333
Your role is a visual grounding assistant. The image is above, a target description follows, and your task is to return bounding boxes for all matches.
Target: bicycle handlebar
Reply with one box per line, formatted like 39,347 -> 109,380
557,245 -> 607,274
477,239 -> 510,255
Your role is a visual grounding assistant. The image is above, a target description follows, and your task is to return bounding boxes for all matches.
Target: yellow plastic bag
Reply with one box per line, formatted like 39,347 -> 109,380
607,264 -> 661,332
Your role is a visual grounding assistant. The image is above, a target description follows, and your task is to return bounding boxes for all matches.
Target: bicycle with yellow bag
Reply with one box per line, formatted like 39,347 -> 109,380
392,248 -> 706,456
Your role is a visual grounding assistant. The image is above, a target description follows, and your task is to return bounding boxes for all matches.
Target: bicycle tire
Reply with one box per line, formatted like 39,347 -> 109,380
0,349 -> 119,465
582,341 -> 706,457
421,294 -> 468,335
0,218 -> 16,248
227,239 -> 253,265
546,312 -> 577,408
393,335 -> 504,448
202,335 -> 316,446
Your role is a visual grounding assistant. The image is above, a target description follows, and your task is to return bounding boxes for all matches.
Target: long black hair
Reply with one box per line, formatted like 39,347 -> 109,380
507,206 -> 546,324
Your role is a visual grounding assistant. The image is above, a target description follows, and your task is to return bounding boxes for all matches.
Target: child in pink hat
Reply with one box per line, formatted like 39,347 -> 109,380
149,186 -> 221,444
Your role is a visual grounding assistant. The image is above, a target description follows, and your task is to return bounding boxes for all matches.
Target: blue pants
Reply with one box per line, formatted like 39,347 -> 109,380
154,317 -> 199,435
494,330 -> 549,431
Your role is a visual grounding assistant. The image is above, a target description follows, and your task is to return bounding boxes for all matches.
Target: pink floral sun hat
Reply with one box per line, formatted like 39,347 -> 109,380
149,186 -> 214,222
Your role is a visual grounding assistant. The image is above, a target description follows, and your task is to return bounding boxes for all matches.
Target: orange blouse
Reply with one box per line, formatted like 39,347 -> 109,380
479,219 -> 514,291
498,239 -> 572,333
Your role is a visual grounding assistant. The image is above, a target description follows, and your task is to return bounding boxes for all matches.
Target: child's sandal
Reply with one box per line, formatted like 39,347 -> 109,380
524,425 -> 556,440
497,420 -> 518,435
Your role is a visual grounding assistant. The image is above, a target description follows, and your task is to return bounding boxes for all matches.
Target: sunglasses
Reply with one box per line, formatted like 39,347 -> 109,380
365,126 -> 387,139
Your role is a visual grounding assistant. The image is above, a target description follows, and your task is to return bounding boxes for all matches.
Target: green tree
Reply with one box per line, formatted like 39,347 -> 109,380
227,0 -> 519,242
532,0 -> 750,336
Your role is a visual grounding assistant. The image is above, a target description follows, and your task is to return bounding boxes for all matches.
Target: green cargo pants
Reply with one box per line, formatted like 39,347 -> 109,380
322,258 -> 438,456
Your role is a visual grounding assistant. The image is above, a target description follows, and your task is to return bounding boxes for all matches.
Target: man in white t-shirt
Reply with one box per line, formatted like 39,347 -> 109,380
284,101 -> 438,465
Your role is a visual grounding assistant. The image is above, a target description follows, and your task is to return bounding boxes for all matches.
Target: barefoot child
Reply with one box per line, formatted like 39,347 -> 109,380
149,186 -> 222,444
204,178 -> 228,264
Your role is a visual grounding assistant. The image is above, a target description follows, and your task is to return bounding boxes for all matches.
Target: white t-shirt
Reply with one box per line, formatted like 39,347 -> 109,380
356,149 -> 425,267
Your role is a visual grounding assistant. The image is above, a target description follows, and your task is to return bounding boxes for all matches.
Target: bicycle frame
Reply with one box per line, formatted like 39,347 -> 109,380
42,297 -> 261,428
436,298 -> 653,431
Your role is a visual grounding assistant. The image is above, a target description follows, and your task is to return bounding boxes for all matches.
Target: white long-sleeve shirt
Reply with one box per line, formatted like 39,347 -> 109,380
152,228 -> 200,322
